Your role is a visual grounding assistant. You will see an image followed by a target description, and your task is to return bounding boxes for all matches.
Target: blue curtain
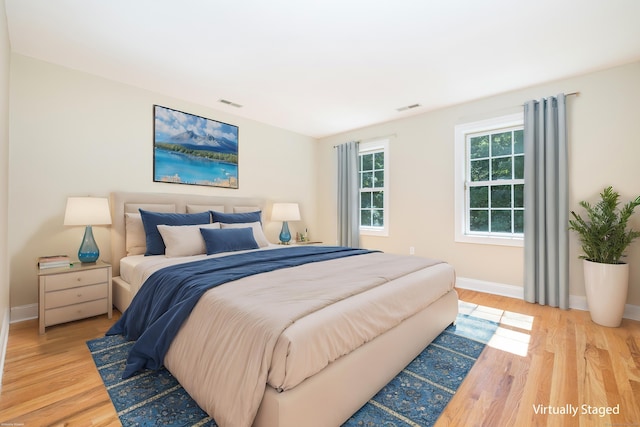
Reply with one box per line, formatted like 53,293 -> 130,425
336,141 -> 360,248
523,94 -> 569,309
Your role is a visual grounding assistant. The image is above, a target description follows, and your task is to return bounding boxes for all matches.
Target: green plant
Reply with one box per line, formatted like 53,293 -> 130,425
569,186 -> 640,264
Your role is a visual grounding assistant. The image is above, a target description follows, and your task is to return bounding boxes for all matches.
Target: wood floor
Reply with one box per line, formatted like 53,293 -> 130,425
1,289 -> 638,427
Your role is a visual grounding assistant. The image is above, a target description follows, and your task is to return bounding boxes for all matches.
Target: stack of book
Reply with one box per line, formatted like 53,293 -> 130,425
38,255 -> 71,269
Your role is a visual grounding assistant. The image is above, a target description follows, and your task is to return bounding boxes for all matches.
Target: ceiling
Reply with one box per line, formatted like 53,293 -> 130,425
5,0 -> 640,138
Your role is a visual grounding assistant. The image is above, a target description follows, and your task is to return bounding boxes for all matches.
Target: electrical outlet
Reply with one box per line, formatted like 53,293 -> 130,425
409,246 -> 415,255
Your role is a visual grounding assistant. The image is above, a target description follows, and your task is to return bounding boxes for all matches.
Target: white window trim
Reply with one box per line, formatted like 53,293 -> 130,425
359,138 -> 389,237
454,113 -> 524,247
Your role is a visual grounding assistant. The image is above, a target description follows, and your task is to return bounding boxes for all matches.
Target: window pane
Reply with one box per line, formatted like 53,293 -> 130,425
361,153 -> 373,171
374,170 -> 384,187
514,210 -> 524,233
374,152 -> 384,169
361,192 -> 372,208
470,186 -> 488,208
372,210 -> 384,227
372,191 -> 384,208
491,157 -> 512,180
470,159 -> 489,181
514,184 -> 524,208
491,210 -> 512,232
514,155 -> 524,179
491,132 -> 512,156
470,210 -> 489,231
470,135 -> 489,159
361,171 -> 373,188
514,130 -> 524,154
361,210 -> 371,227
491,185 -> 512,208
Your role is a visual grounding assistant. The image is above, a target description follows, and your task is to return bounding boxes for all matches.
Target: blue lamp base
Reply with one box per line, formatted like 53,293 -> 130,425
279,221 -> 292,244
78,225 -> 100,263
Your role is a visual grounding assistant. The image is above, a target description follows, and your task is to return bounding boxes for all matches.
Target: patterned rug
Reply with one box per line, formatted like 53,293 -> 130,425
87,311 -> 498,427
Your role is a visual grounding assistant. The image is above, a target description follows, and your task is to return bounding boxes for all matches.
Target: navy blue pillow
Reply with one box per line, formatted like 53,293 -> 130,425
200,227 -> 259,255
139,209 -> 211,255
211,210 -> 261,224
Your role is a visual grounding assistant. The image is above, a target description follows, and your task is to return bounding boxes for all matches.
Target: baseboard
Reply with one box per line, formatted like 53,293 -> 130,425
455,277 -> 524,300
10,303 -> 38,323
0,307 -> 9,392
455,277 -> 640,322
622,303 -> 640,321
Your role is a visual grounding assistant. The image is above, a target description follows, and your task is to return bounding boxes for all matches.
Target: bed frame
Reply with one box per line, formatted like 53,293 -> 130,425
108,191 -> 458,427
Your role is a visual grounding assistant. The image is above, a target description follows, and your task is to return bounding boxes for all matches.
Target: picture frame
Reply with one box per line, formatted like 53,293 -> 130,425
153,105 -> 239,188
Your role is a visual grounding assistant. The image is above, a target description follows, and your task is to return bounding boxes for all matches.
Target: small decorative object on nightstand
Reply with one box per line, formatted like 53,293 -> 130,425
38,260 -> 112,334
271,202 -> 301,245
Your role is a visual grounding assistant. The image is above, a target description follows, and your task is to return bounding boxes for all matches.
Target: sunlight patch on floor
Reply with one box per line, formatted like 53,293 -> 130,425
459,300 -> 534,357
488,326 -> 531,356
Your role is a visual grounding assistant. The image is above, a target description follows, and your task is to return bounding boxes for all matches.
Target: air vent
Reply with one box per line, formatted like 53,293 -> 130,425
396,103 -> 421,112
218,99 -> 243,108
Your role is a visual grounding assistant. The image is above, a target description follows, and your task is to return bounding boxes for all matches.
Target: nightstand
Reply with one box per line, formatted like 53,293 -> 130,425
38,260 -> 112,334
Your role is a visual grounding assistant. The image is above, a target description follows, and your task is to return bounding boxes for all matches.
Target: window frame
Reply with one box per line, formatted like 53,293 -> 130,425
454,113 -> 524,247
359,138 -> 389,237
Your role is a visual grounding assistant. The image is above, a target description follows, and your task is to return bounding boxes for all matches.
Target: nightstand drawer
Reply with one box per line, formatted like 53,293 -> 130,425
44,268 -> 108,292
44,283 -> 108,309
45,298 -> 109,327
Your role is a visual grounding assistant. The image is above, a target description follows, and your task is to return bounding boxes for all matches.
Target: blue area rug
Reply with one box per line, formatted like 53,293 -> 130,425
87,312 -> 497,427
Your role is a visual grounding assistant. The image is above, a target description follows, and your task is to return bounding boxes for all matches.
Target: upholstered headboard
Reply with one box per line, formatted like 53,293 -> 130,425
109,191 -> 265,277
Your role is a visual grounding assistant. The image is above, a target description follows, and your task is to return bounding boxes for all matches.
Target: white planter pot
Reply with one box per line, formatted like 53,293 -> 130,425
583,259 -> 629,327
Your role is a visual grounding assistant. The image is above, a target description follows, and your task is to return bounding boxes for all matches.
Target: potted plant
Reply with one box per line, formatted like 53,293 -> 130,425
569,186 -> 640,327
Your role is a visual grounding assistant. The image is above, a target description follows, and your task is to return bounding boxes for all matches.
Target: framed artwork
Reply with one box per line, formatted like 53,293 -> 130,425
153,105 -> 239,188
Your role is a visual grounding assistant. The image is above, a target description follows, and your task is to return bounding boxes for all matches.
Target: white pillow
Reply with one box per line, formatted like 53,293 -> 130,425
125,213 -> 146,256
219,221 -> 270,247
157,223 -> 221,257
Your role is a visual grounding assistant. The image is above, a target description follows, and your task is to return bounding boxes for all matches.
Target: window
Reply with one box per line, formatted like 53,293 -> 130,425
454,114 -> 524,246
359,139 -> 389,236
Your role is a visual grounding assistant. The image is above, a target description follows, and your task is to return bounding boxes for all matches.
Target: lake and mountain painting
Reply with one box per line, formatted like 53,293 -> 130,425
153,105 -> 239,188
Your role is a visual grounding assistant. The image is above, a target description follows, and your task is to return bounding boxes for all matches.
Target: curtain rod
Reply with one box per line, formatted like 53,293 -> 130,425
532,91 -> 579,98
521,92 -> 579,106
333,133 -> 397,148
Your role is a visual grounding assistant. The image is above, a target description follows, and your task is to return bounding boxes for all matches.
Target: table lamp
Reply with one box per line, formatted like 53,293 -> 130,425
271,203 -> 300,244
64,197 -> 112,263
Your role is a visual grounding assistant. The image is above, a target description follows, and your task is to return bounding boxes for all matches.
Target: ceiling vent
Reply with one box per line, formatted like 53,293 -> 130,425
396,103 -> 421,112
218,99 -> 243,108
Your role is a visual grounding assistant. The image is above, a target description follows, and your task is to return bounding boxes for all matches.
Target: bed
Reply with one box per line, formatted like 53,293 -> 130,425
108,191 -> 459,427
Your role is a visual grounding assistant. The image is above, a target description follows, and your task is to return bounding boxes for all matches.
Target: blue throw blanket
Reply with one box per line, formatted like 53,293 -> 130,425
107,246 -> 373,378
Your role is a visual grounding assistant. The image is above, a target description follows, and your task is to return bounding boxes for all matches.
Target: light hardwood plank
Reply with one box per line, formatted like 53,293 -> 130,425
0,313 -> 121,426
439,289 -> 640,427
1,290 -> 639,426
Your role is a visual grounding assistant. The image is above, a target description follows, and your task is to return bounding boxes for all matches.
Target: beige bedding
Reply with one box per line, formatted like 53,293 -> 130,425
157,250 -> 454,427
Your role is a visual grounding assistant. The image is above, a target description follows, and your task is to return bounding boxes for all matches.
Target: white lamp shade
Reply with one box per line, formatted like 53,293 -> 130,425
271,203 -> 301,221
64,197 -> 112,226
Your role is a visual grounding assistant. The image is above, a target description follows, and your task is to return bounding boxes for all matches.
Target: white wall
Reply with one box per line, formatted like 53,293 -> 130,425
8,54 -> 317,311
0,0 -> 12,387
316,61 -> 640,307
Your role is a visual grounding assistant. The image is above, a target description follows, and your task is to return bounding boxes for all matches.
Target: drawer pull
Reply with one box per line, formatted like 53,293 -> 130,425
77,293 -> 83,297
77,277 -> 82,282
